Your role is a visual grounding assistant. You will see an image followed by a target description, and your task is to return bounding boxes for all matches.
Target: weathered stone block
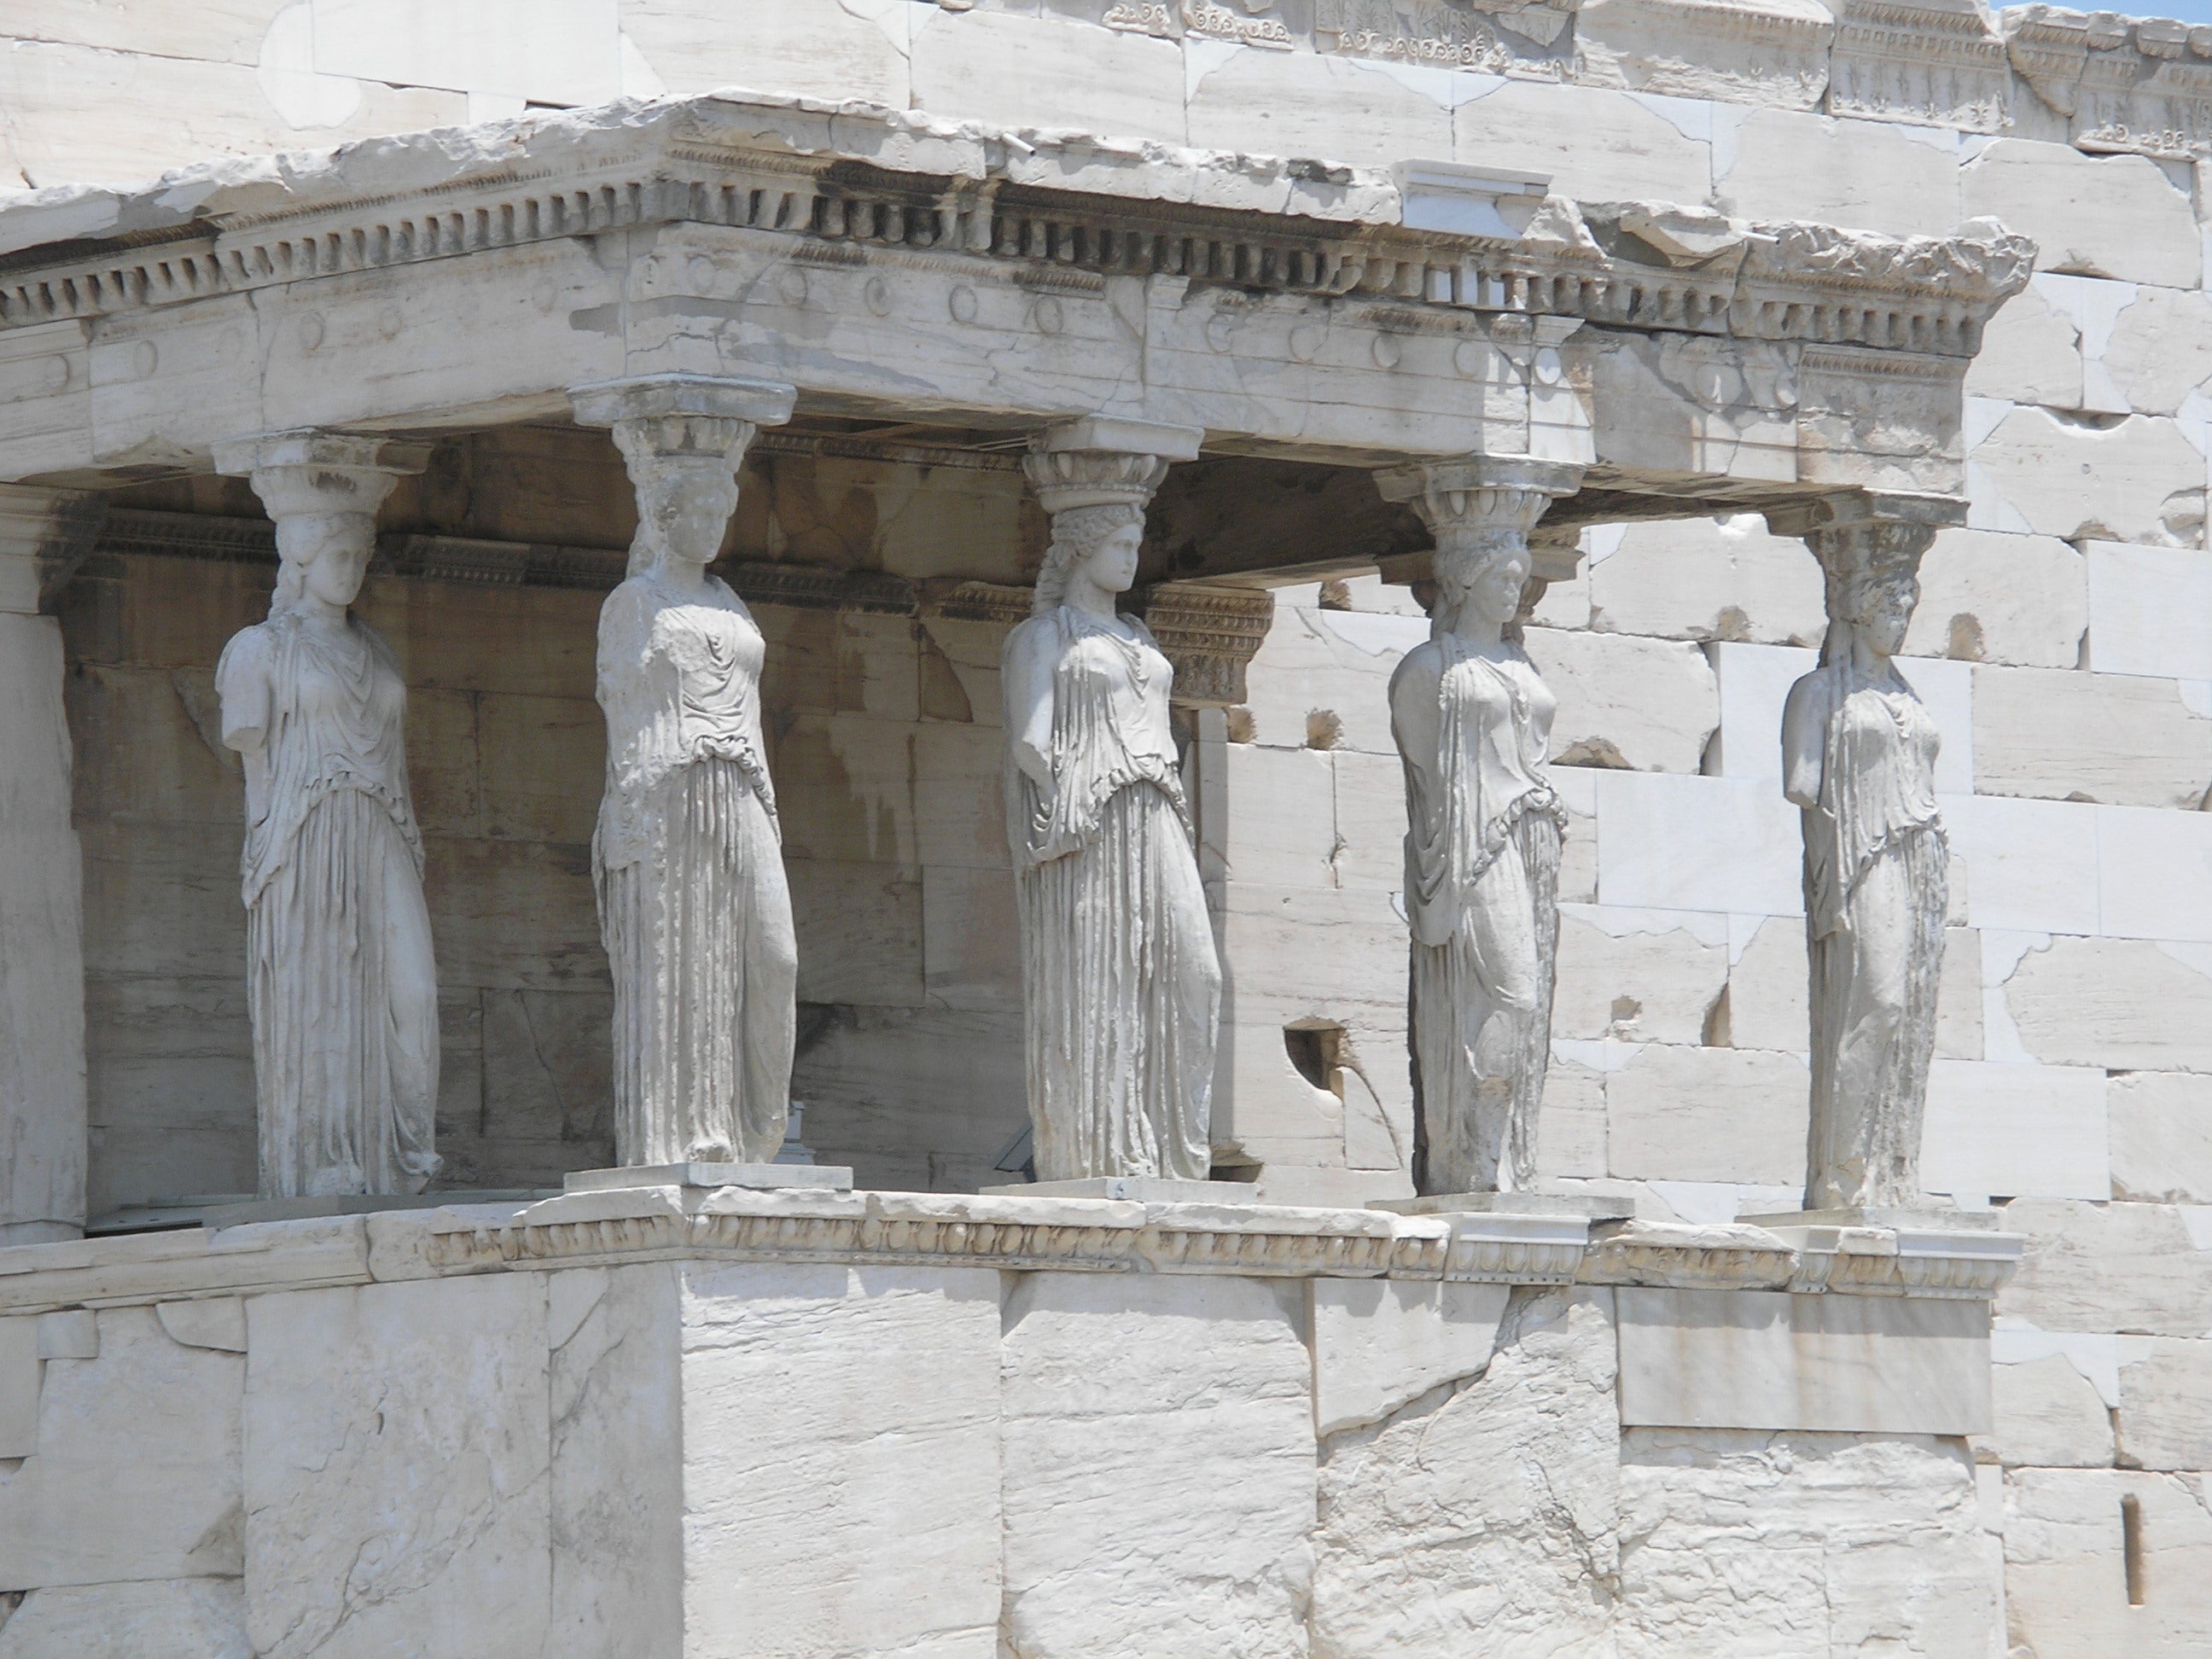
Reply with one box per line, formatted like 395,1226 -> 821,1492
1538,1053 -> 1610,1179
2107,1071 -> 2212,1204
1972,664 -> 2212,809
1719,108 -> 1963,238
919,861 -> 1016,1012
1725,914 -> 1810,1055
1310,1287 -> 1618,1659
1594,772 -> 1802,917
1961,140 -> 2201,287
1553,905 -> 1729,1045
2004,1468 -> 2212,1656
1241,603 -> 1417,757
2101,283 -> 2212,416
1525,626 -> 1719,773
2002,936 -> 2212,1073
681,1262 -> 1002,1658
2086,538 -> 2212,682
1991,1352 -> 2116,1469
1002,1272 -> 1313,1659
1998,1197 -> 2212,1338
1606,1045 -> 1809,1185
1970,406 -> 2204,546
911,9 -> 1185,141
626,0 -> 911,111
0,1307 -> 242,1589
1617,1290 -> 1991,1434
2098,804 -> 2212,944
2116,1337 -> 2212,1474
1452,80 -> 1709,202
796,858 -> 924,1013
1309,1278 -> 1510,1438
1921,1059 -> 2109,1202
243,1275 -> 551,1658
0,1578 -> 248,1659
1186,44 -> 1452,167
1586,514 -> 1826,648
795,1006 -> 1028,1195
1902,527 -> 2087,670
1618,1430 -> 1992,1657
1965,283 -> 2083,408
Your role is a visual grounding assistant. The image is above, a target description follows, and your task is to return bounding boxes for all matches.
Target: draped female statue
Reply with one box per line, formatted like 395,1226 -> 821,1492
1780,508 -> 1948,1211
1386,471 -> 1570,1197
214,437 -> 439,1198
1002,439 -> 1220,1182
588,393 -> 798,1168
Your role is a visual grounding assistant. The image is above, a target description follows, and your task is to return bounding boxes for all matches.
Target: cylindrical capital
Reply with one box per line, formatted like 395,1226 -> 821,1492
1766,491 -> 1965,620
212,431 -> 431,524
1020,416 -> 1202,515
1376,455 -> 1583,551
569,373 -> 798,469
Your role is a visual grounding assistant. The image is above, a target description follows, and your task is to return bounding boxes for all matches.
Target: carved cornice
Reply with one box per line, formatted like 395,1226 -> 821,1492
1827,0 -> 2013,131
1127,581 -> 1277,707
2005,4 -> 2212,157
0,1193 -> 2023,1313
0,93 -> 2032,358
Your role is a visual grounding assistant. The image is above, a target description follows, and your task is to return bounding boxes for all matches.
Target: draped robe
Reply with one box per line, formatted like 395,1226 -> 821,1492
1004,608 -> 1220,1181
217,610 -> 440,1197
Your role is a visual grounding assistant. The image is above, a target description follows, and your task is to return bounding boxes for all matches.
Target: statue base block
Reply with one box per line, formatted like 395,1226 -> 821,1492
565,1161 -> 854,1193
981,1177 -> 1262,1203
1740,1206 -> 2002,1231
1372,1192 -> 1636,1220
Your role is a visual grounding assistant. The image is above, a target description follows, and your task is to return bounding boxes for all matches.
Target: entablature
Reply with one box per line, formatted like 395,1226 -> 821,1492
0,92 -> 2029,540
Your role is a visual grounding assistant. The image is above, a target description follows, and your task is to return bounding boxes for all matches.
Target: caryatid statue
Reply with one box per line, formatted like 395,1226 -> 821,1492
1772,493 -> 1959,1213
571,375 -> 800,1169
1001,417 -> 1219,1182
1379,457 -> 1583,1197
212,432 -> 440,1199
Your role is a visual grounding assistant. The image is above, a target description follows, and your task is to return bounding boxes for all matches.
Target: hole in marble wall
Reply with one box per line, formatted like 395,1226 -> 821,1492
1225,707 -> 1256,743
1306,710 -> 1344,750
2122,1493 -> 2146,1606
0,1590 -> 20,1631
1284,1021 -> 1348,1098
1703,986 -> 1732,1048
1317,579 -> 1353,610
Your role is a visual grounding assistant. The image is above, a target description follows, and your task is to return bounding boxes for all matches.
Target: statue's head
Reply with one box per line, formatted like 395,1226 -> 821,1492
1432,527 -> 1531,630
1033,503 -> 1144,614
613,419 -> 745,575
272,513 -> 377,614
1816,527 -> 1925,664
254,463 -> 394,617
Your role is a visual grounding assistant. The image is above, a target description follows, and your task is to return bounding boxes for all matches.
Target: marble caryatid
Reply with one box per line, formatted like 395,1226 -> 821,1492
1380,459 -> 1582,1196
572,375 -> 800,1168
1773,495 -> 1956,1213
212,434 -> 439,1199
1003,419 -> 1217,1182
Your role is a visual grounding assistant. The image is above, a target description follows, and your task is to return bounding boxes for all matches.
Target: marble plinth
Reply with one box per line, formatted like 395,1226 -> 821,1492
565,1162 -> 853,1193
1373,1192 -> 1637,1220
980,1178 -> 1260,1202
1742,1206 -> 2002,1231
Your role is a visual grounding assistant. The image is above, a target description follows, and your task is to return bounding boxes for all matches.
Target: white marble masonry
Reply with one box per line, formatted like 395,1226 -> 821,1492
1615,1287 -> 1991,1435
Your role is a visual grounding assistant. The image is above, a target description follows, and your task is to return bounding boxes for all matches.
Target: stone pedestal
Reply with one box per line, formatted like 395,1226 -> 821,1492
0,485 -> 89,1245
0,1192 -> 2025,1656
981,1177 -> 1257,1202
1373,1192 -> 1636,1220
565,1163 -> 854,1194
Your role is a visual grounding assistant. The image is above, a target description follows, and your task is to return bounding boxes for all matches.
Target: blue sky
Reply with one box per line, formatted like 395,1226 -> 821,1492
2002,0 -> 2212,22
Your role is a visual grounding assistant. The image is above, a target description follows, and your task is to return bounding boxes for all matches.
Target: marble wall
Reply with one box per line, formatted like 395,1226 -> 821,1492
13,0 -> 2212,1648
